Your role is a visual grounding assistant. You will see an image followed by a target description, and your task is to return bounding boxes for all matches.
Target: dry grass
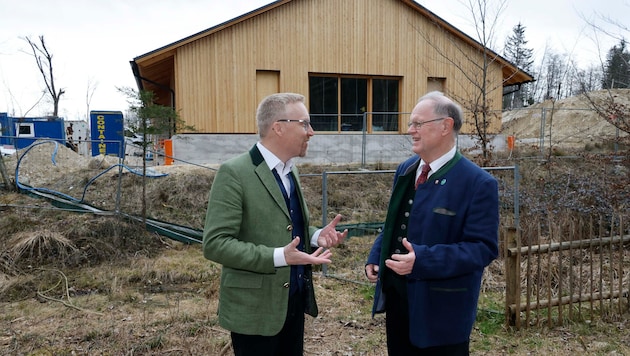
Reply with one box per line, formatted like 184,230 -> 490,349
8,229 -> 76,265
0,142 -> 629,354
1,235 -> 628,355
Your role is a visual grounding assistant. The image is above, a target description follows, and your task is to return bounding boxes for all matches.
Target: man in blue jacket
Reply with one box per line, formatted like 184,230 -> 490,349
365,91 -> 499,355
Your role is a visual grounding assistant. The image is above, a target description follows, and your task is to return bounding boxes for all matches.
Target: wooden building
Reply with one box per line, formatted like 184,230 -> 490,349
130,0 -> 533,163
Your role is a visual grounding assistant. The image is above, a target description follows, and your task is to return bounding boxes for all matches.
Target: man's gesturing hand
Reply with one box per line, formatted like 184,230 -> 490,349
284,237 -> 332,265
317,214 -> 348,248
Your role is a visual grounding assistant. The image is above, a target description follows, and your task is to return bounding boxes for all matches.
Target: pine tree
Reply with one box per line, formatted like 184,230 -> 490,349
503,23 -> 534,109
118,87 -> 194,224
602,39 -> 630,89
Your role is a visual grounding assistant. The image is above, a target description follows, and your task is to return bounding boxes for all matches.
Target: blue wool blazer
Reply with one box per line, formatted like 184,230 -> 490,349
366,152 -> 499,348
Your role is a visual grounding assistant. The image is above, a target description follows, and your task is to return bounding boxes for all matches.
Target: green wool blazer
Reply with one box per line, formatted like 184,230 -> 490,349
202,145 -> 318,336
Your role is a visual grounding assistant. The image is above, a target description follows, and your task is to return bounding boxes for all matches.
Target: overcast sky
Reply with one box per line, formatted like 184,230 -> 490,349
0,0 -> 627,121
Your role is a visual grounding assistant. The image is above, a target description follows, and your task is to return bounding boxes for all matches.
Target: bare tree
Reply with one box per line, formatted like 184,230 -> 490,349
85,77 -> 98,120
581,89 -> 630,138
573,65 -> 602,94
529,45 -> 574,103
24,36 -> 65,117
585,65 -> 605,92
412,0 -> 508,160
543,52 -> 567,100
579,7 -> 630,138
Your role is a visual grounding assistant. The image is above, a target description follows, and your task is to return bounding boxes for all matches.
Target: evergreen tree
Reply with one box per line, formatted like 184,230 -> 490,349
503,23 -> 534,109
602,39 -> 630,89
118,87 -> 194,223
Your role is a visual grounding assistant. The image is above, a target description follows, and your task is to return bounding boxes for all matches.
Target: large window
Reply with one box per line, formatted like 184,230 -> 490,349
309,74 -> 400,132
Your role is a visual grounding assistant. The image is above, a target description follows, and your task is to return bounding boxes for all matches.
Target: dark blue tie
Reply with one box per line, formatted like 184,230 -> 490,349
272,168 -> 291,209
272,168 -> 305,294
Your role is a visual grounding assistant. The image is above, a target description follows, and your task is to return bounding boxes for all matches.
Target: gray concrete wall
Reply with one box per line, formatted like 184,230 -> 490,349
171,133 -> 508,166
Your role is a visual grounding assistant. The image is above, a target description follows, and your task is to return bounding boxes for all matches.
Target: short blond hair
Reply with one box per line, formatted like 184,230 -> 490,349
256,93 -> 305,138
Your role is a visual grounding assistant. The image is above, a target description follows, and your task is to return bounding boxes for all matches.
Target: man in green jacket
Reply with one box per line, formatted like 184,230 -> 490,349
203,92 -> 348,356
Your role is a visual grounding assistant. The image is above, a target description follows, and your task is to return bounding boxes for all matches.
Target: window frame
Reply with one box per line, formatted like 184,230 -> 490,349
16,123 -> 35,137
308,73 -> 401,133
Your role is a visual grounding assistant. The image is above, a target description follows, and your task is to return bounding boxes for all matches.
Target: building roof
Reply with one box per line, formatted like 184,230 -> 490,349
131,0 -> 534,97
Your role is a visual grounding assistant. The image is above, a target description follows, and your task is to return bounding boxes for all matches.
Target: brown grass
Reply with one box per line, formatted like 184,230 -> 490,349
9,230 -> 76,265
0,144 -> 629,354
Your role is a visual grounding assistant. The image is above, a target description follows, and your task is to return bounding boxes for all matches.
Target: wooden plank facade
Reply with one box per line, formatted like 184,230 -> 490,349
131,0 -> 533,135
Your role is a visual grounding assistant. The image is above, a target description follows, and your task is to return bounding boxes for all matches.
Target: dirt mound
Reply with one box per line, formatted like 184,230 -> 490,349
5,140 -> 121,188
501,89 -> 630,148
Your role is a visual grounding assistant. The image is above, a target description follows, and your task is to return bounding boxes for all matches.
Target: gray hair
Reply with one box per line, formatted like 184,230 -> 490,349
417,91 -> 463,133
256,93 -> 305,138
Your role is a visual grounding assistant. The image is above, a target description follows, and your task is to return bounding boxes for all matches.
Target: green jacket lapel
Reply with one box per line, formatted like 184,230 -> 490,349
379,161 -> 418,265
250,145 -> 291,219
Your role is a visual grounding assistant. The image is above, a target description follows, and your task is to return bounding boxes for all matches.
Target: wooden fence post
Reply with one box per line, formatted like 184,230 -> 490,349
505,227 -> 521,328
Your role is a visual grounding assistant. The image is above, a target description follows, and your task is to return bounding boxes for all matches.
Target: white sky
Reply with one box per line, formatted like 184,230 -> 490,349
0,0 -> 627,120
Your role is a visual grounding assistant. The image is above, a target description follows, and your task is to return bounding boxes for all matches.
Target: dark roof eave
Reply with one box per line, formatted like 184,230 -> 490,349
130,60 -> 144,91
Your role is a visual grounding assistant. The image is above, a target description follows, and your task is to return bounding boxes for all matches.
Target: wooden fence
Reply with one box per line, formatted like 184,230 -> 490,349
504,215 -> 630,329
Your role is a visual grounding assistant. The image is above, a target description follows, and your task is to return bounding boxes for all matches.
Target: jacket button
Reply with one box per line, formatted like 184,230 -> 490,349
286,225 -> 293,231
283,282 -> 290,288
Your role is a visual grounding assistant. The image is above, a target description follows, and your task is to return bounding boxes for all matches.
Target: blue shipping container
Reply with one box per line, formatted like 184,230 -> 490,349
0,113 -> 66,149
90,111 -> 124,157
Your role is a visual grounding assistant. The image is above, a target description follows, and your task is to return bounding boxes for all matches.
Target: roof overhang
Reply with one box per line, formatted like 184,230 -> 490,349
130,1 -> 291,106
130,0 -> 534,106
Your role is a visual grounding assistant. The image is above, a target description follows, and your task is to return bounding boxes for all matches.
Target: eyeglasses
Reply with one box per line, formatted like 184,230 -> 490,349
407,117 -> 446,130
276,119 -> 312,130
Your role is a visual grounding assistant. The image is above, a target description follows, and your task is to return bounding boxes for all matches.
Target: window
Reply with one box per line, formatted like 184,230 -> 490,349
340,78 -> 368,131
309,74 -> 400,132
17,123 -> 34,137
372,79 -> 400,131
309,76 -> 338,131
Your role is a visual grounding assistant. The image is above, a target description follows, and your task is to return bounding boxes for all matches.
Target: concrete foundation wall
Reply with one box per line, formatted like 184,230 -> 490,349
171,134 -> 508,165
